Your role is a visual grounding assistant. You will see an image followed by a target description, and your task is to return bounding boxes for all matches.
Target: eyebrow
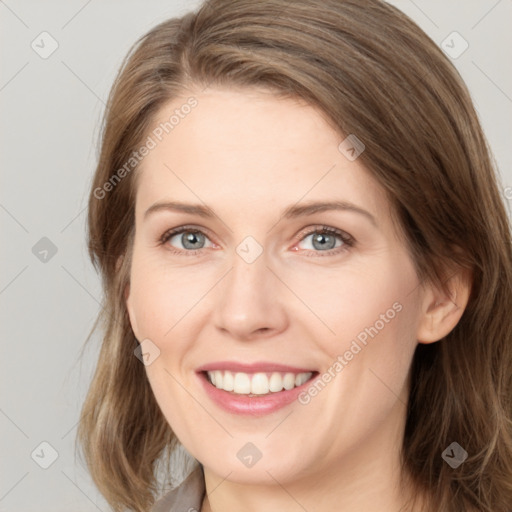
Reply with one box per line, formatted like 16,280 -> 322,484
144,200 -> 377,227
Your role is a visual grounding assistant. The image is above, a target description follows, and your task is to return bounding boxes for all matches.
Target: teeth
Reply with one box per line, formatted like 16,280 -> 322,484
214,370 -> 223,388
269,372 -> 283,392
295,373 -> 310,386
233,372 -> 251,394
283,373 -> 295,390
251,373 -> 271,395
223,370 -> 234,391
206,370 -> 313,395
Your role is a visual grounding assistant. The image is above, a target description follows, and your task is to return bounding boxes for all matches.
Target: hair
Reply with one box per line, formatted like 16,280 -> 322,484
76,0 -> 512,510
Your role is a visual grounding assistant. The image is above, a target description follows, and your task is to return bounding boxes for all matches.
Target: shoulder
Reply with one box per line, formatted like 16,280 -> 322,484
151,464 -> 205,512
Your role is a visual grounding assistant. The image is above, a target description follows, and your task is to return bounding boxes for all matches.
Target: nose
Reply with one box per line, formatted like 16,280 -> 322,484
212,247 -> 289,341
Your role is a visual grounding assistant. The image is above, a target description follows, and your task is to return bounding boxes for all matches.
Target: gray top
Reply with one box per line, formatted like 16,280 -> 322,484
151,464 -> 206,512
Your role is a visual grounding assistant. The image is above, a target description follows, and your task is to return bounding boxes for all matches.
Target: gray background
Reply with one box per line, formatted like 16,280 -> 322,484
1,1 -> 511,510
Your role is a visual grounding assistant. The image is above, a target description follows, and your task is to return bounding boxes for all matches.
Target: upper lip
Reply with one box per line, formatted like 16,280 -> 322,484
196,361 -> 316,374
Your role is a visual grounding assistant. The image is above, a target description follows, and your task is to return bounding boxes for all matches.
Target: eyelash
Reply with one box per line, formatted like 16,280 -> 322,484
158,224 -> 355,257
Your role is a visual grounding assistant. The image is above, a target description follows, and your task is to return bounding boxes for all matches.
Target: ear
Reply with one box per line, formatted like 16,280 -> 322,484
416,267 -> 472,344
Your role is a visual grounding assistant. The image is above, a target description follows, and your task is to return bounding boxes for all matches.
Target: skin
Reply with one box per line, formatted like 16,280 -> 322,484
125,86 -> 470,512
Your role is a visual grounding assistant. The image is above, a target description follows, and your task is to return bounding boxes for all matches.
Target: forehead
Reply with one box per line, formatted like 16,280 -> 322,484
134,87 -> 386,222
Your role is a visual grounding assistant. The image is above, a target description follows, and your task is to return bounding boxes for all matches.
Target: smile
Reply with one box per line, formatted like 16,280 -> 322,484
196,362 -> 319,415
205,370 -> 313,395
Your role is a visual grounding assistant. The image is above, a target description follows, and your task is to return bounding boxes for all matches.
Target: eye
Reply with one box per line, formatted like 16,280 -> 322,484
294,226 -> 354,256
159,224 -> 355,257
159,226 -> 215,255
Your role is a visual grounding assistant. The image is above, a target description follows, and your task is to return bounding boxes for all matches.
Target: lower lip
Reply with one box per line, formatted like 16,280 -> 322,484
197,372 -> 318,416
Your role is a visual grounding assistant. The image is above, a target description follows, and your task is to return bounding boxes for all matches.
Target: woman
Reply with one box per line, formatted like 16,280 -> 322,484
77,1 -> 512,511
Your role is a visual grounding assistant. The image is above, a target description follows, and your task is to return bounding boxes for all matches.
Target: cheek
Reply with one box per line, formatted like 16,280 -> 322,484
319,260 -> 419,414
128,254 -> 214,340
314,253 -> 420,386
296,256 -> 417,345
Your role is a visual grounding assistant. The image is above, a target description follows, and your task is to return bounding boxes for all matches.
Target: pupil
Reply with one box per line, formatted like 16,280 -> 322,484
313,233 -> 335,250
183,232 -> 204,249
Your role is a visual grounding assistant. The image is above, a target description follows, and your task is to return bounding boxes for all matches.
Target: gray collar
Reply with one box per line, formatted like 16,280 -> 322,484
151,464 -> 205,512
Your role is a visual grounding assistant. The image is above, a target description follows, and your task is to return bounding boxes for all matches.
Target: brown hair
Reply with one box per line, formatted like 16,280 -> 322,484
77,0 -> 512,510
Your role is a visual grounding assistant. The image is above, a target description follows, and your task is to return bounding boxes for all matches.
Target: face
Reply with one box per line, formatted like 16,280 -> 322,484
125,86 -> 428,485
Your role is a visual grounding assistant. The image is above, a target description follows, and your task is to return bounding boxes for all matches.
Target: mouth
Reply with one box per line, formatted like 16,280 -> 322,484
195,361 -> 319,415
202,369 -> 316,396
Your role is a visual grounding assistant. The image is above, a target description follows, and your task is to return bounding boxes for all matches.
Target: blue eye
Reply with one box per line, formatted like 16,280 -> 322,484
299,228 -> 346,251
159,225 -> 354,256
293,226 -> 354,257
160,227 -> 214,253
